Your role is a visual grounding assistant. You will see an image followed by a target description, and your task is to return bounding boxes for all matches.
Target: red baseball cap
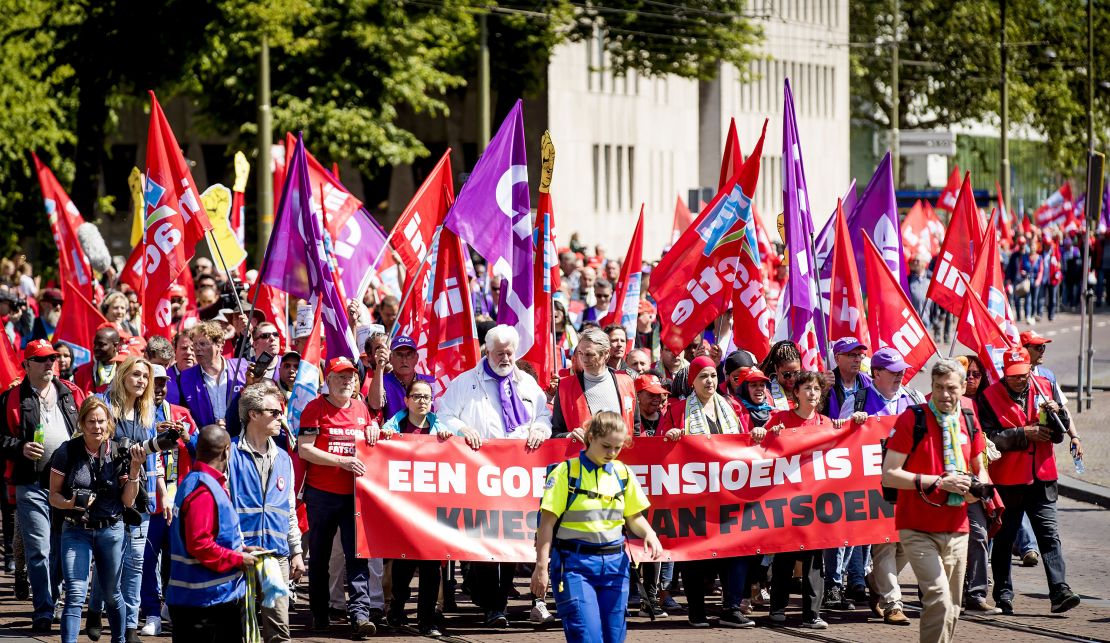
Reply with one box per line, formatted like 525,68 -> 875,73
1020,330 -> 1052,346
634,374 -> 667,395
23,340 -> 58,361
1002,347 -> 1032,377
744,368 -> 771,384
324,356 -> 358,378
168,284 -> 187,299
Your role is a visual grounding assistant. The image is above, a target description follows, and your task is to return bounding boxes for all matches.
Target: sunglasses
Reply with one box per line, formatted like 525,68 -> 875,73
779,370 -> 800,380
254,332 -> 280,340
29,355 -> 59,363
255,408 -> 284,417
967,370 -> 982,379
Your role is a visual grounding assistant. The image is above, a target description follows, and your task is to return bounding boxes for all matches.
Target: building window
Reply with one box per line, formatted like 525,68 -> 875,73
616,146 -> 624,211
604,145 -> 612,211
628,146 -> 635,209
593,144 -> 600,210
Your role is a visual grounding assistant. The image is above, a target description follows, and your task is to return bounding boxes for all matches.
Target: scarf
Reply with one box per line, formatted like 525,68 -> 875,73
683,393 -> 741,436
483,359 -> 529,434
740,396 -> 773,426
928,400 -> 967,506
768,378 -> 793,410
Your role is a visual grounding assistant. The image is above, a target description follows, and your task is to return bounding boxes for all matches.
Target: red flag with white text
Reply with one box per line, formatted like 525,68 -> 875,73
731,241 -> 773,362
388,151 -> 454,288
32,153 -> 96,302
936,166 -> 961,211
1034,183 -> 1074,228
425,226 -> 480,392
521,190 -> 559,386
966,211 -> 1020,345
863,234 -> 935,381
955,278 -> 1013,382
829,200 -> 869,347
925,173 -> 983,316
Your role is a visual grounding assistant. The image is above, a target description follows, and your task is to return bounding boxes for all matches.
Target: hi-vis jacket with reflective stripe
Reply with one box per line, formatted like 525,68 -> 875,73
167,468 -> 245,607
541,455 -> 649,546
227,438 -> 294,557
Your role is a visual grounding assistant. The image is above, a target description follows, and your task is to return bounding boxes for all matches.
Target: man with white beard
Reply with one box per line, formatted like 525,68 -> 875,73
30,288 -> 63,343
436,324 -> 552,627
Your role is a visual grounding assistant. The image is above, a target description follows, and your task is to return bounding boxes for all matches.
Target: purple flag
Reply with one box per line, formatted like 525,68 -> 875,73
849,152 -> 909,292
261,133 -> 357,359
775,78 -> 827,370
444,100 -> 534,353
814,179 -> 858,304
1100,181 -> 1110,233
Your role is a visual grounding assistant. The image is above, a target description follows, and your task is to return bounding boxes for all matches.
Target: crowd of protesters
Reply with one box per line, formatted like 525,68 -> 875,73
0,224 -> 1101,643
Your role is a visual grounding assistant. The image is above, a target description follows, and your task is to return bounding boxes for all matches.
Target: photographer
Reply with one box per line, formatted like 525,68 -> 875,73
87,357 -> 162,643
977,347 -> 1080,616
0,288 -> 33,347
49,397 -> 144,643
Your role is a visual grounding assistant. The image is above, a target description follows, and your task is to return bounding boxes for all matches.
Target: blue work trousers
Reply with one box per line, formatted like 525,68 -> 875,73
552,547 -> 629,643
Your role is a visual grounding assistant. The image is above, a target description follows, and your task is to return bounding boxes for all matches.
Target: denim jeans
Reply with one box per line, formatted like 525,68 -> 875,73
965,502 -> 990,602
16,482 -> 60,621
61,521 -> 126,643
90,513 -> 149,629
141,512 -> 171,618
992,481 -> 1069,603
823,545 -> 868,589
1013,513 -> 1039,556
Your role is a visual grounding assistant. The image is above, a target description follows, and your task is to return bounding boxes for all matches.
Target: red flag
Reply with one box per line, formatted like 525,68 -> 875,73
140,92 -> 214,338
731,242 -> 772,362
966,210 -> 1020,345
249,281 -> 289,353
388,151 -> 454,284
669,196 -> 695,245
0,331 -> 22,390
863,233 -> 936,380
650,120 -> 767,353
425,227 -> 480,392
925,173 -> 984,316
600,207 -> 644,343
54,279 -> 110,356
521,188 -> 559,386
1034,182 -> 1073,228
955,276 -> 1013,382
32,153 -> 95,301
936,165 -> 961,211
828,199 -> 868,347
995,181 -> 1014,251
718,118 -> 743,192
901,200 -> 930,261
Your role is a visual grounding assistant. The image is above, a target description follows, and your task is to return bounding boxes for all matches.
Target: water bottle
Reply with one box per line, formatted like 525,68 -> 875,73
1071,442 -> 1085,476
31,422 -> 45,460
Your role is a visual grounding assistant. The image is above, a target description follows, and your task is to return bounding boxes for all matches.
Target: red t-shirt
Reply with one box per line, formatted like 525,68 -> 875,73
767,409 -> 833,430
300,396 -> 377,496
887,408 -> 985,534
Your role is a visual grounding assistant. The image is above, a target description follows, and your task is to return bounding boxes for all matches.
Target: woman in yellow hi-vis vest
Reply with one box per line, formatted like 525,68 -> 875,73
532,412 -> 663,643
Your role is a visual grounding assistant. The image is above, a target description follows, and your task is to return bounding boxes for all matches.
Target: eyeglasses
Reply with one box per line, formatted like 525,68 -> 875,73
254,332 -> 279,340
408,394 -> 432,402
256,408 -> 284,417
1027,344 -> 1046,351
967,371 -> 981,379
779,370 -> 800,380
29,356 -> 58,363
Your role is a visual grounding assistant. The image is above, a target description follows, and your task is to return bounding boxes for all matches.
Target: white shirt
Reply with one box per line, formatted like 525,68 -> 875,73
202,360 -> 229,423
436,361 -> 553,439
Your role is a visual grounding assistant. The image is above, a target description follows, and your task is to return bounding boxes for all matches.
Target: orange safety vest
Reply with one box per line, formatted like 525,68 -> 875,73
557,369 -> 636,434
982,376 -> 1057,485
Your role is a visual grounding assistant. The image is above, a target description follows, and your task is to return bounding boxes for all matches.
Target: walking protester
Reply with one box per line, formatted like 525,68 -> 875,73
760,340 -> 803,411
168,425 -> 259,643
823,337 -> 872,419
297,356 -> 384,638
49,397 -> 144,643
634,299 -> 661,364
733,368 -> 774,438
170,321 -> 248,427
88,357 -> 162,643
532,411 -> 663,643
168,332 -> 196,387
862,348 -> 925,625
977,347 -> 1081,615
436,325 -> 552,627
882,359 -> 992,643
248,323 -> 283,378
140,364 -> 199,637
381,379 -> 444,636
955,355 -> 987,401
660,356 -> 754,629
764,371 -> 849,629
74,325 -> 124,396
229,383 -> 304,643
552,327 -> 639,440
30,288 -> 63,343
0,340 -> 84,631
628,373 -> 668,618
648,343 -> 685,393
624,348 -> 651,377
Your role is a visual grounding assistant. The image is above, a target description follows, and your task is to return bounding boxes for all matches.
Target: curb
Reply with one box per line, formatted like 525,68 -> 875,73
1057,475 -> 1110,509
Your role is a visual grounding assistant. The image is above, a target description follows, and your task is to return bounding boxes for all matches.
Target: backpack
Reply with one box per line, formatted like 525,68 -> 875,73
881,405 -> 978,503
546,457 -> 630,536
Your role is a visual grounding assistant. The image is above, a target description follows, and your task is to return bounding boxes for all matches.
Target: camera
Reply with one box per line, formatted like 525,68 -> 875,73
968,475 -> 994,500
0,291 -> 26,309
72,488 -> 94,510
116,428 -> 181,461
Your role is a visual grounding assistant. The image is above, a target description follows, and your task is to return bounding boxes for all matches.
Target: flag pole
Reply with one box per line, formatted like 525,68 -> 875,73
207,230 -> 248,320
391,225 -> 444,338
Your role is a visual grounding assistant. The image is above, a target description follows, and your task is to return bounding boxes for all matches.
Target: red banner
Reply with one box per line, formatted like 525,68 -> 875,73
355,419 -> 898,562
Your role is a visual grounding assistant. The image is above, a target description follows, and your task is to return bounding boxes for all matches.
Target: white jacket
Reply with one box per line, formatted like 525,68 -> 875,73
435,361 -> 553,439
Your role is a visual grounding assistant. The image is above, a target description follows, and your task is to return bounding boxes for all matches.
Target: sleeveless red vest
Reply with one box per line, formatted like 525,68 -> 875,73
557,370 -> 636,434
983,376 -> 1057,485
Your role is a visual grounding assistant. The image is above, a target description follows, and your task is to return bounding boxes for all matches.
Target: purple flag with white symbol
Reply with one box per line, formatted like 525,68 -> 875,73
814,179 -> 857,310
444,100 -> 534,353
776,78 -> 826,370
847,153 -> 908,292
261,133 -> 357,359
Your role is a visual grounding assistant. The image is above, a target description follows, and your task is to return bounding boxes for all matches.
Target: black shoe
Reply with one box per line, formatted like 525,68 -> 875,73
4,558 -> 13,573
687,613 -> 712,628
368,607 -> 384,624
386,610 -> 408,629
86,611 -> 103,641
484,611 -> 509,628
1050,590 -> 1081,614
31,619 -> 51,634
997,599 -> 1014,615
351,619 -> 376,640
328,607 -> 348,623
125,627 -> 141,643
825,585 -> 854,610
312,614 -> 330,632
719,610 -> 755,628
14,571 -> 29,600
846,584 -> 869,603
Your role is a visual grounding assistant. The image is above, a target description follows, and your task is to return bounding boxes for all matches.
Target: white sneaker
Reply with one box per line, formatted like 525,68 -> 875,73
529,600 -> 554,624
140,616 -> 162,636
802,617 -> 828,629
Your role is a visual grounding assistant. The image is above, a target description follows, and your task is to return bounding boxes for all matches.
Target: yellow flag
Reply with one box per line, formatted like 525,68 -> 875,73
128,167 -> 144,247
200,184 -> 247,273
233,151 -> 250,193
